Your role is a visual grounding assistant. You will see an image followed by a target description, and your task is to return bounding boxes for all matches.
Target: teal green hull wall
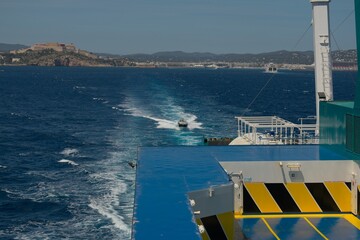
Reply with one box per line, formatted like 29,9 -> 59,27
319,101 -> 354,146
320,101 -> 360,159
319,0 -> 360,157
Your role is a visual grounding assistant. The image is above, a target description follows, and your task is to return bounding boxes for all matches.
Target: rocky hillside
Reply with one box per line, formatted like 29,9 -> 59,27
2,49 -> 130,67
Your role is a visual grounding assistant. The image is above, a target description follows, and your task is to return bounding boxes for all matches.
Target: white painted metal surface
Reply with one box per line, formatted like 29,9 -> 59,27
220,160 -> 358,183
229,116 -> 317,145
311,0 -> 333,133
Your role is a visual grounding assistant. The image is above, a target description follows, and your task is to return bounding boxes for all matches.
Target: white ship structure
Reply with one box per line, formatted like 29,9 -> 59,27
265,62 -> 278,73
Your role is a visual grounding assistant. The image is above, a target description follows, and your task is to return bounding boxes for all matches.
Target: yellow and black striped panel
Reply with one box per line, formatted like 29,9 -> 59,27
243,186 -> 261,213
324,182 -> 351,212
285,183 -> 322,213
244,182 -> 282,213
266,183 -> 300,212
242,182 -> 351,214
196,218 -> 210,240
198,212 -> 235,240
200,215 -> 227,240
217,212 -> 234,240
306,183 -> 341,212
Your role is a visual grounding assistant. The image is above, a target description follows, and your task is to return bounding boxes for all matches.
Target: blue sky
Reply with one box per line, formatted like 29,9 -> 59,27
0,0 -> 356,54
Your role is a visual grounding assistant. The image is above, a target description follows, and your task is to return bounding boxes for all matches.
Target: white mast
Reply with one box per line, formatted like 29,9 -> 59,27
310,0 -> 333,134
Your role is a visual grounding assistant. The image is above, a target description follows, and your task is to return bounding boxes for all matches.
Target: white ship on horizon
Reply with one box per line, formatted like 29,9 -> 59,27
265,62 -> 278,73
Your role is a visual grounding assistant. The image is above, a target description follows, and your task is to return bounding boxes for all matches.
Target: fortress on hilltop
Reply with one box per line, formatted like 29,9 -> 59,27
10,42 -> 97,59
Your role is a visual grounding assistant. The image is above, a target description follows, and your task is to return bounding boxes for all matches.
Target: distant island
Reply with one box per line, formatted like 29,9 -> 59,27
0,42 -> 357,70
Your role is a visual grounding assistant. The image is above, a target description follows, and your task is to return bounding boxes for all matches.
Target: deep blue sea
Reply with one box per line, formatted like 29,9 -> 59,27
0,66 -> 357,239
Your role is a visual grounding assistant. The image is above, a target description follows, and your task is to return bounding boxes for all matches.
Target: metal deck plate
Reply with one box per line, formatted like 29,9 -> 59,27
133,145 -> 352,239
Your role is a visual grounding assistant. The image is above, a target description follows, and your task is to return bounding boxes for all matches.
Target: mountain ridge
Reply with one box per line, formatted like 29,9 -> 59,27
0,43 -> 357,66
0,43 -> 29,52
122,50 -> 356,65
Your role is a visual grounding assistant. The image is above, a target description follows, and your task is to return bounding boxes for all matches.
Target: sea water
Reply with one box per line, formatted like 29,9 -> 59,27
0,66 -> 356,239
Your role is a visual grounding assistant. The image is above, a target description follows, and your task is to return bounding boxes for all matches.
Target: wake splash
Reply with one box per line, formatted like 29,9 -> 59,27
59,149 -> 80,166
87,151 -> 133,237
58,159 -> 79,166
60,148 -> 79,157
88,181 -> 130,234
145,114 -> 202,130
119,101 -> 203,130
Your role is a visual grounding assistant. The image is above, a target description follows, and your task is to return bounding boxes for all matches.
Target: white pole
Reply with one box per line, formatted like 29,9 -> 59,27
310,0 -> 333,134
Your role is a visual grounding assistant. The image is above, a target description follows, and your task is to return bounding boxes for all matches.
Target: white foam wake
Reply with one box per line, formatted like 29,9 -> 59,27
88,182 -> 130,234
88,158 -> 132,236
58,159 -> 79,166
60,148 -> 79,156
0,165 -> 7,169
93,97 -> 109,104
118,99 -> 203,130
146,115 -> 202,130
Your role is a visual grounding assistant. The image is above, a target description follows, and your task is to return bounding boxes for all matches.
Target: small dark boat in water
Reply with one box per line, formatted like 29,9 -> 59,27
178,119 -> 188,127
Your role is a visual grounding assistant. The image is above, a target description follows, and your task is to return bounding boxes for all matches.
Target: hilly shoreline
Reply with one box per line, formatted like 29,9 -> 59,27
0,43 -> 357,70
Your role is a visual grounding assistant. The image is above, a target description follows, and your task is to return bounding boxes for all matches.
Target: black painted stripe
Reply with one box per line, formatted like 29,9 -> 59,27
266,183 -> 300,213
201,215 -> 227,240
306,183 -> 340,212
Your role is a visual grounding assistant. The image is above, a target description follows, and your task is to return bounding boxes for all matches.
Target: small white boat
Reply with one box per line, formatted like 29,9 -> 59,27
265,63 -> 278,73
178,119 -> 188,127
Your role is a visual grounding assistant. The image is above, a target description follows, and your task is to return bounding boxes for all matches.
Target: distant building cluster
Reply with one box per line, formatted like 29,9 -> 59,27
32,42 -> 77,52
11,42 -> 76,54
10,42 -> 97,59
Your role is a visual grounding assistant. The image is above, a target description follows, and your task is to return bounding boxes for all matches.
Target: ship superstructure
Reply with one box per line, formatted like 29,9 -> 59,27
132,0 -> 360,239
230,0 -> 333,145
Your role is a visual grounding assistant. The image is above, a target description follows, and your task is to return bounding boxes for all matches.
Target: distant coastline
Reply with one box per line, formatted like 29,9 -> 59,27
0,42 -> 357,71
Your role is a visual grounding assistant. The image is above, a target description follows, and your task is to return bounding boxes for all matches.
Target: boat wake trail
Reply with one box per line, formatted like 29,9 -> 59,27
88,178 -> 130,234
118,97 -> 203,130
144,114 -> 202,130
88,150 -> 134,239
58,159 -> 79,166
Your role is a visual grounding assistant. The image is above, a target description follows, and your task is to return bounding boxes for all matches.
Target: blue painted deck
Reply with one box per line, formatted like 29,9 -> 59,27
238,216 -> 360,239
133,145 -> 351,239
267,218 -> 323,239
310,217 -> 360,239
238,218 -> 276,240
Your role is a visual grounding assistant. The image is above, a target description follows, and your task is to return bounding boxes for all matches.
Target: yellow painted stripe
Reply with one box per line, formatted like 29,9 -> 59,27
304,217 -> 328,240
245,182 -> 282,213
261,218 -> 280,240
195,218 -> 210,240
344,214 -> 360,230
285,183 -> 322,212
235,213 -> 360,238
324,182 -> 351,212
217,212 -> 234,240
236,213 -> 360,237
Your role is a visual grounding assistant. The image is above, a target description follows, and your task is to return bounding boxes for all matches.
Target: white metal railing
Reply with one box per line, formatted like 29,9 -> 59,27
235,116 -> 318,145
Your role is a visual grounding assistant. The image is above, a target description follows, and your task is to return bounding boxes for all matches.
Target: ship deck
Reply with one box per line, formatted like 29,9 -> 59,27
237,213 -> 360,239
133,145 -> 360,239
